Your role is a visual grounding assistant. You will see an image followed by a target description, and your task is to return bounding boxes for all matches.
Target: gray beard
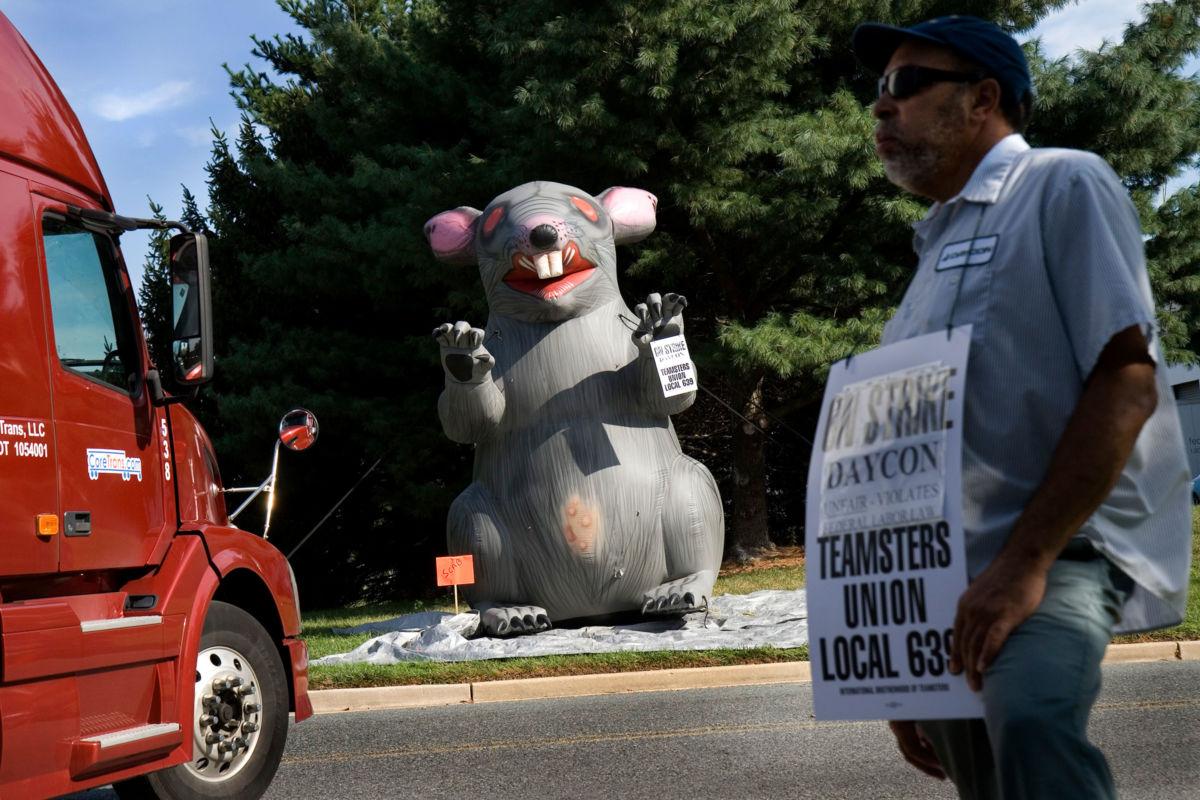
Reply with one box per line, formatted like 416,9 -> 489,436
881,143 -> 948,195
878,92 -> 968,197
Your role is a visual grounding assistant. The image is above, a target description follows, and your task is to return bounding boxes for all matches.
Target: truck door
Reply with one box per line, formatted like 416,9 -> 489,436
35,195 -> 170,571
0,173 -> 59,577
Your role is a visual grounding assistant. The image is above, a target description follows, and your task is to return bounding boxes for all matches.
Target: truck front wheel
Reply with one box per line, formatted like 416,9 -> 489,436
115,601 -> 289,800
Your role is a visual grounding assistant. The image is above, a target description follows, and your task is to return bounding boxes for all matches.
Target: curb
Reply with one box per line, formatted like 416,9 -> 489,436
472,661 -> 811,704
308,641 -> 1193,714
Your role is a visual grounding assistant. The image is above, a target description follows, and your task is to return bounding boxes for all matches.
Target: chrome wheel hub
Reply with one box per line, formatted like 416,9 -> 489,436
187,644 -> 264,781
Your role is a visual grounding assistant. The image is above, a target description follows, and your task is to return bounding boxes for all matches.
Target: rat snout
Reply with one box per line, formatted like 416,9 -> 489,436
529,224 -> 559,250
512,216 -> 575,280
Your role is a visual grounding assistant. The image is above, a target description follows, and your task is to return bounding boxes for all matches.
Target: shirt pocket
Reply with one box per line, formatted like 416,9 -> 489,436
935,233 -> 998,332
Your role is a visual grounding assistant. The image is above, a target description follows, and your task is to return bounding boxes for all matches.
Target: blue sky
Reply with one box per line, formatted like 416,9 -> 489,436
4,1 -> 1197,289
5,1 -> 303,287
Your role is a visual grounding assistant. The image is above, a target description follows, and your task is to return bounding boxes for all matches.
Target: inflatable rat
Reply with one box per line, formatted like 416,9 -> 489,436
426,181 -> 724,636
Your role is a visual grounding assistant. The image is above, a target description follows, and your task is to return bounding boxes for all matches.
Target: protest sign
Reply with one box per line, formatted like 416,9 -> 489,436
805,326 -> 983,720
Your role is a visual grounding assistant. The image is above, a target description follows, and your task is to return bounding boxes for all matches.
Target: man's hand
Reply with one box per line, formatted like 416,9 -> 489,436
948,556 -> 1047,691
888,721 -> 947,780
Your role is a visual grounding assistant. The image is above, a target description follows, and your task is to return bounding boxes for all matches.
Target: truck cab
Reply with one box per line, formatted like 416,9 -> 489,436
0,12 -> 310,799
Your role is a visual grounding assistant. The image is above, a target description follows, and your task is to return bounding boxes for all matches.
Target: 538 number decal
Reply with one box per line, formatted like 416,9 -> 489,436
160,418 -> 171,481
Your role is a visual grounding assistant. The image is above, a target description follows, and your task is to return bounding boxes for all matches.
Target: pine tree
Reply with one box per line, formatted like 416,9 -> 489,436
1030,1 -> 1200,362
198,0 -> 1200,602
135,198 -> 174,378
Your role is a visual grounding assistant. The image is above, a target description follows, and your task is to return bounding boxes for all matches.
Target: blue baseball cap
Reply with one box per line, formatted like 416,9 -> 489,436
852,15 -> 1033,104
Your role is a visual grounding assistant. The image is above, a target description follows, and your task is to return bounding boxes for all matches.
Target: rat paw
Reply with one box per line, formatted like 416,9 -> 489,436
632,292 -> 687,348
477,604 -> 552,637
434,321 -> 495,383
641,572 -> 711,615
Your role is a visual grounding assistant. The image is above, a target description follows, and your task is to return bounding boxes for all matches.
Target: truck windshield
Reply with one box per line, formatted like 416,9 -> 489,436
43,217 -> 137,392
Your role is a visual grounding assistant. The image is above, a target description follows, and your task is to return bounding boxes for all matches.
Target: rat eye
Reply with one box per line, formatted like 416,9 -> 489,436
570,196 -> 599,222
483,206 -> 505,237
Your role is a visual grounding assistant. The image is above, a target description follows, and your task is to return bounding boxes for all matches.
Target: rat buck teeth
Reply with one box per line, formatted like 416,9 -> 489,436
521,250 -> 566,279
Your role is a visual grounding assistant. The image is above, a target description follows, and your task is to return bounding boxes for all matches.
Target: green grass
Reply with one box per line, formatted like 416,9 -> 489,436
304,512 -> 1197,689
712,562 -> 804,596
303,600 -> 453,661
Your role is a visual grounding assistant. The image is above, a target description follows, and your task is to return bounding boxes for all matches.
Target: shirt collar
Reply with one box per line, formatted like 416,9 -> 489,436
911,134 -> 1029,244
918,133 -> 1030,225
954,133 -> 1030,205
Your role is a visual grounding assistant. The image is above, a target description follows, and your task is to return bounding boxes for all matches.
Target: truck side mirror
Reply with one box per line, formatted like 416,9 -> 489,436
226,409 -> 321,538
170,232 -> 213,384
279,408 -> 319,451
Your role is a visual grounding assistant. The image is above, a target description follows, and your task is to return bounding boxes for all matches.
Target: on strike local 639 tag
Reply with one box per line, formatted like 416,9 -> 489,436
650,335 -> 696,398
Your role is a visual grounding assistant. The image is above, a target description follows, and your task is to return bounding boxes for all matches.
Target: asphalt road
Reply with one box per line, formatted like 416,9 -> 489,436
62,660 -> 1200,800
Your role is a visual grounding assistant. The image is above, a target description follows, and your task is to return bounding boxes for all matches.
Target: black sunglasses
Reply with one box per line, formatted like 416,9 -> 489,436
878,65 -> 982,100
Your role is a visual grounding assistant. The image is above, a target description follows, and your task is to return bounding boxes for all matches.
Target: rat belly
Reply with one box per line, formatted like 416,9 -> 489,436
474,421 -> 679,618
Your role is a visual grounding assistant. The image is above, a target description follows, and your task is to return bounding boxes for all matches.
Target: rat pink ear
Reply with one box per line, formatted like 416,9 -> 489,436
424,207 -> 482,264
596,187 -> 657,245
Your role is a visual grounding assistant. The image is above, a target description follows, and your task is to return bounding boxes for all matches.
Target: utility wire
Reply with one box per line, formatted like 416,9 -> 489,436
698,384 -> 813,446
286,457 -> 382,560
698,384 -> 770,437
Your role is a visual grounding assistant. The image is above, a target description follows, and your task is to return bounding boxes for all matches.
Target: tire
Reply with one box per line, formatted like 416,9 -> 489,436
114,602 -> 289,800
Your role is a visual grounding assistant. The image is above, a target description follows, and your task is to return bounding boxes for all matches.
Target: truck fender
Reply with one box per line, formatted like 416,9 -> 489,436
173,528 -> 311,727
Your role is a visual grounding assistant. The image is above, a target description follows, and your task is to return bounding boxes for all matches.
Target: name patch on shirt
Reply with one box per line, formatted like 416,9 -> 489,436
935,234 -> 999,271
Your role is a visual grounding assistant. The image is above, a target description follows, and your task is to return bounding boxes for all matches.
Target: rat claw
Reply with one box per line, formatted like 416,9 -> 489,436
645,292 -> 663,322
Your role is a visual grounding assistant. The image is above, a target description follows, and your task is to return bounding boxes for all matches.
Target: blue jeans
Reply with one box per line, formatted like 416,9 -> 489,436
917,556 -> 1133,800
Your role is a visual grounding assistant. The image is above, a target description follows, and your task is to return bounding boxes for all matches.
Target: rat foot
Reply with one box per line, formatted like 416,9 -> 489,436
641,571 -> 714,615
475,603 -> 552,636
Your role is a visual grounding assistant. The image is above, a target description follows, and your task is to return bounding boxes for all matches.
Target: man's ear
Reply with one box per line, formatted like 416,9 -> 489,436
971,77 -> 1003,122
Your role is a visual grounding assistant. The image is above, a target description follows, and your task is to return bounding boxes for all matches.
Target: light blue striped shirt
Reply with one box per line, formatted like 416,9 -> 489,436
882,134 -> 1191,633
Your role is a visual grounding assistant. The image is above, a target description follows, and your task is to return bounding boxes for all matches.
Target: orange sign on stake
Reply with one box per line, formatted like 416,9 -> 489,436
435,555 -> 475,614
436,555 -> 475,586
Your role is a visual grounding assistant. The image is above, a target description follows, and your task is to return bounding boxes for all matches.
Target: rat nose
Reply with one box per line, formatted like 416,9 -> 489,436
529,224 -> 559,250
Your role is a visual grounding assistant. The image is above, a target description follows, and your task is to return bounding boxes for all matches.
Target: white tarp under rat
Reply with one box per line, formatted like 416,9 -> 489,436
313,589 -> 807,665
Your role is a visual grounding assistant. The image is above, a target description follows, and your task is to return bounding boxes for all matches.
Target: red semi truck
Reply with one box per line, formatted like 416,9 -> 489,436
0,12 -> 310,799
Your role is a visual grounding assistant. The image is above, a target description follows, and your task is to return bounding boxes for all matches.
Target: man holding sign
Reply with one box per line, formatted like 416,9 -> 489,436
847,15 -> 1192,800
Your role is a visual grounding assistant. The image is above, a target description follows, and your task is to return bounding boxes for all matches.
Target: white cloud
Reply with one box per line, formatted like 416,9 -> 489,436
177,125 -> 215,147
1027,0 -> 1145,59
94,80 -> 194,122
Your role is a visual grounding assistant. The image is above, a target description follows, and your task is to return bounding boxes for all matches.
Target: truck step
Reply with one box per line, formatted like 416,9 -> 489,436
80,615 -> 163,633
2,597 -> 182,682
69,722 -> 182,779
